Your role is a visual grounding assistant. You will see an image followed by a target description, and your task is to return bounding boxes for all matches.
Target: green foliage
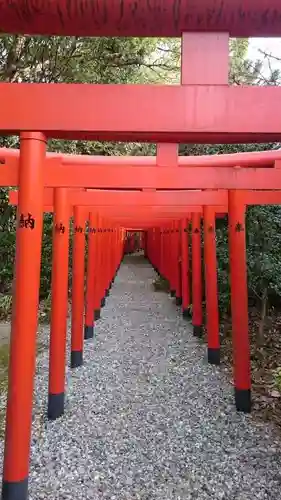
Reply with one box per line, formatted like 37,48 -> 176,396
215,218 -> 231,314
273,367 -> 281,394
215,206 -> 281,316
0,295 -> 12,320
247,206 -> 281,300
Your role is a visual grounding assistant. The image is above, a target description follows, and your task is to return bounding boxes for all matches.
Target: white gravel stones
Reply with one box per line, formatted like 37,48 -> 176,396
1,255 -> 281,499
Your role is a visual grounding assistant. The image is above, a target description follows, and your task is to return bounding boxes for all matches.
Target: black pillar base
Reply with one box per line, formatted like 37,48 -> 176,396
175,296 -> 182,306
235,388 -> 251,413
2,478 -> 28,500
182,309 -> 191,319
84,325 -> 94,340
71,350 -> 83,368
105,288 -> 110,297
208,347 -> 220,365
170,290 -> 176,298
101,297 -> 106,308
193,324 -> 203,337
48,392 -> 65,420
94,309 -> 101,321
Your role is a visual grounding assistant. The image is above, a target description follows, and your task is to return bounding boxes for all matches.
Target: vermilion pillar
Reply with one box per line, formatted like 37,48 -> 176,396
105,224 -> 111,296
48,188 -> 70,420
192,213 -> 203,336
228,190 -> 251,413
181,218 -> 190,318
100,220 -> 106,309
175,221 -> 182,306
93,215 -> 101,321
143,231 -> 148,258
181,31 -> 228,337
170,222 -> 176,297
2,132 -> 46,500
71,206 -> 86,368
84,212 -> 96,339
203,206 -> 220,365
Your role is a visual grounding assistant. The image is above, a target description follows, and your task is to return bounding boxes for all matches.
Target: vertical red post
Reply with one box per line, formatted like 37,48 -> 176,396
170,221 -> 176,297
84,212 -> 96,339
168,223 -> 173,292
104,221 -> 110,297
175,221 -> 182,305
181,32 -> 229,338
181,218 -> 190,319
157,143 -> 178,296
48,188 -> 70,420
181,32 -> 229,86
144,231 -> 148,258
108,226 -> 113,291
111,227 -> 117,284
228,190 -> 251,413
2,132 -> 46,500
93,214 -> 101,321
203,206 -> 220,365
71,206 -> 86,368
192,212 -> 203,337
100,218 -> 106,309
160,227 -> 164,277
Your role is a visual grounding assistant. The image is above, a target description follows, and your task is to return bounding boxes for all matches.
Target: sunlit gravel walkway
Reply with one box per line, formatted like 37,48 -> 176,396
7,255 -> 281,499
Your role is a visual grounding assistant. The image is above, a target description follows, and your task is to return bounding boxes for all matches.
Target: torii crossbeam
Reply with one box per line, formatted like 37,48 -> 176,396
0,0 -> 280,37
3,158 -> 281,189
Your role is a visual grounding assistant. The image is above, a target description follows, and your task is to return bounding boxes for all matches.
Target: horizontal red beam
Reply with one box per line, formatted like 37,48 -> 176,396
2,147 -> 281,168
0,0 -> 280,37
10,189 -> 281,207
11,201 -> 227,216
8,189 -> 228,207
108,213 -> 228,224
92,207 -> 226,216
3,160 -> 281,190
1,84 -> 281,142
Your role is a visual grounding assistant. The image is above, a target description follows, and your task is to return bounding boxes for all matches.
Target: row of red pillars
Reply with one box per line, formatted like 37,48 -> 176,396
144,198 -> 250,413
2,133 -> 124,500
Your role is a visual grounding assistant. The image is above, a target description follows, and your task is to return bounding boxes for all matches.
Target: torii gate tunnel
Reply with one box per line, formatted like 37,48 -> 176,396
1,3 -> 281,498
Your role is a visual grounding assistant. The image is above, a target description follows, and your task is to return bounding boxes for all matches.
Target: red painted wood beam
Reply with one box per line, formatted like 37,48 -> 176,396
8,189 -> 228,207
112,213 -> 227,224
0,0 -> 279,37
3,160 -> 281,190
2,147 -> 281,168
0,84 -> 281,143
9,188 -> 281,207
96,207 -> 224,216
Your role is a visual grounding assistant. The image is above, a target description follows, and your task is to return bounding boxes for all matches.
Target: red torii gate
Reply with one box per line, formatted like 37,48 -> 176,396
1,4 -> 281,499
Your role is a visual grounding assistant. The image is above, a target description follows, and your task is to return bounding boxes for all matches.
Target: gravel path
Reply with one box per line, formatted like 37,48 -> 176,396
3,255 -> 281,499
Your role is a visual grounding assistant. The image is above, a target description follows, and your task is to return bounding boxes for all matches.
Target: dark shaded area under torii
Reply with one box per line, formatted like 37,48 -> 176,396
0,0 -> 280,37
